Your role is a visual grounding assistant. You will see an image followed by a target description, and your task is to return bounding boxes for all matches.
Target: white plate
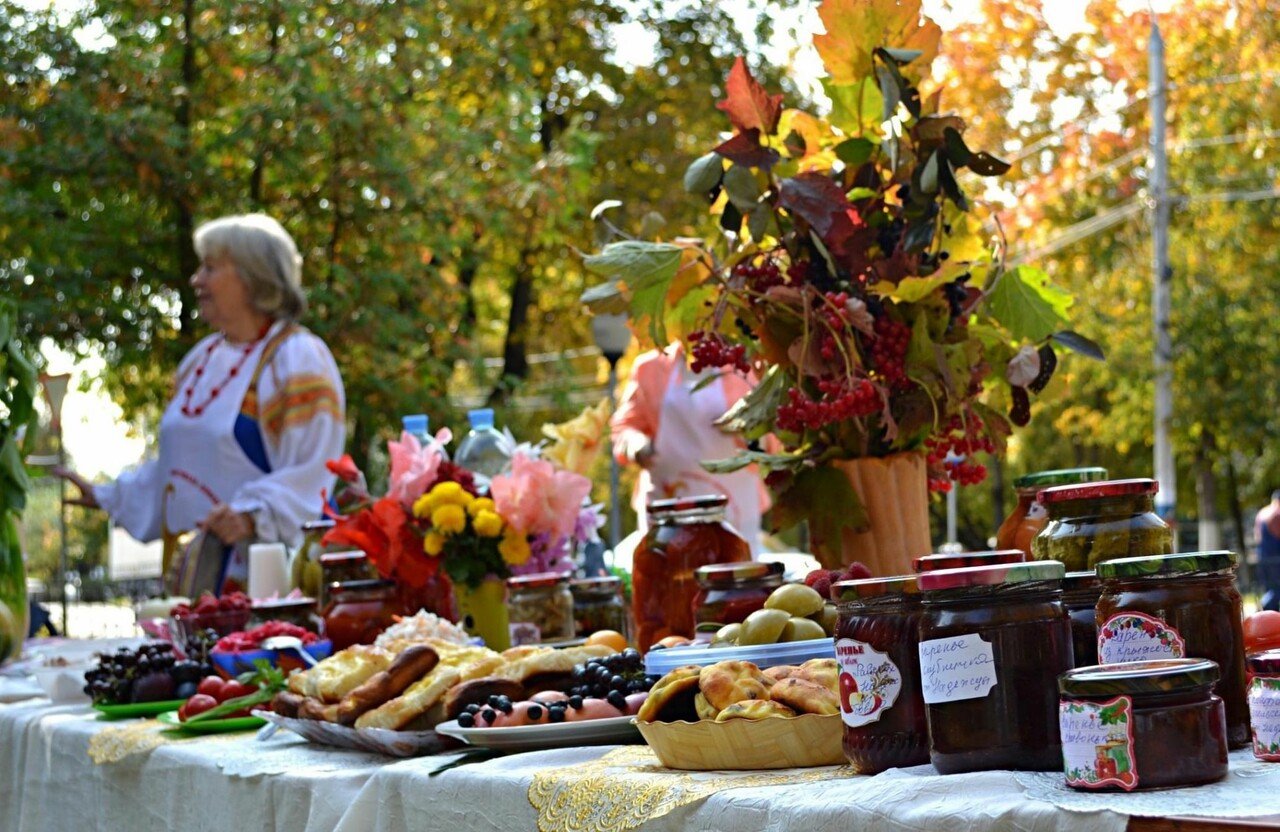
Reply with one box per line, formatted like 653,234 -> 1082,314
435,715 -> 640,752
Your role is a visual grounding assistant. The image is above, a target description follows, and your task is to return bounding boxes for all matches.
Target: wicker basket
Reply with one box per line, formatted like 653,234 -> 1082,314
636,713 -> 844,770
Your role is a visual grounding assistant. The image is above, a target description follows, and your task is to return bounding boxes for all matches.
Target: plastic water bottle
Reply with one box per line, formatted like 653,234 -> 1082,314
454,408 -> 509,490
401,414 -> 430,443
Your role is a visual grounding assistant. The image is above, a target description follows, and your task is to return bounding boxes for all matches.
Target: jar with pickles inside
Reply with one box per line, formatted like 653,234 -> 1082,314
1031,478 -> 1173,571
996,467 -> 1107,558
507,572 -> 575,644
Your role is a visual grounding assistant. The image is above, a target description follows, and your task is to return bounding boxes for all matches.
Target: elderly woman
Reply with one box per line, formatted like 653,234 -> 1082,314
57,214 -> 345,595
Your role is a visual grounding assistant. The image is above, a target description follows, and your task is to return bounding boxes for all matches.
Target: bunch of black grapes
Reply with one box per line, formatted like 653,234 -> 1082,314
83,642 -> 206,705
568,649 -> 660,710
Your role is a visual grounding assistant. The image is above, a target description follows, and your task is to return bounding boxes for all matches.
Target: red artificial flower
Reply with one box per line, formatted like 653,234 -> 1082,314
326,454 -> 361,482
322,496 -> 440,588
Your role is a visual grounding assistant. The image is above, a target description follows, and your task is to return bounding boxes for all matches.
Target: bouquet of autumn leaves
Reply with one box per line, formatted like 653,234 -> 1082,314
324,419 -> 602,591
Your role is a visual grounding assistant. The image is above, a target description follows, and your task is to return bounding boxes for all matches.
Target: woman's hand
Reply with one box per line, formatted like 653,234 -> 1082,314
200,504 -> 256,545
52,466 -> 100,509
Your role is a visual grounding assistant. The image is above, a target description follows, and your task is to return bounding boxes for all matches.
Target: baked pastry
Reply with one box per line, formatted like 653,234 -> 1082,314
694,692 -> 720,721
637,665 -> 701,722
762,665 -> 799,683
354,666 -> 462,730
335,644 -> 440,725
791,658 -> 839,695
289,644 -> 394,702
698,660 -> 772,711
714,699 -> 795,721
769,676 -> 839,716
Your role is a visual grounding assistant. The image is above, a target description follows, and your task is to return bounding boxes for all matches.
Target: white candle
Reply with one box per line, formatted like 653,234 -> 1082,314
248,542 -> 290,599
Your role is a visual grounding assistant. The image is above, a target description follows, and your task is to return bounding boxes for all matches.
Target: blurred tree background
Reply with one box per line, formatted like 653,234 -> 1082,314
1,0 -> 1277,586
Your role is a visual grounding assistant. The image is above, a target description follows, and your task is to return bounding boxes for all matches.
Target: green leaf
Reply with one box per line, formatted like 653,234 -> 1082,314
701,449 -> 803,475
722,164 -> 761,213
824,78 -> 883,136
918,150 -> 939,195
880,47 -> 924,65
766,466 -> 868,569
876,64 -> 899,122
581,241 -> 685,344
1052,330 -> 1106,361
683,152 -> 724,194
713,364 -> 788,440
967,151 -> 1012,176
987,265 -> 1073,342
0,438 -> 31,514
835,137 -> 875,167
747,206 -> 771,242
942,127 -> 971,168
578,281 -> 630,315
846,186 -> 878,201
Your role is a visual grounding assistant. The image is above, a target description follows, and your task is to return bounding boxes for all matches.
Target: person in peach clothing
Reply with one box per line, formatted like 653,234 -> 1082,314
611,342 -> 768,553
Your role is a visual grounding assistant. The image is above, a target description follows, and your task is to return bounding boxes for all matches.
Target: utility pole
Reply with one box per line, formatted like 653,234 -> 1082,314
1149,20 -> 1177,546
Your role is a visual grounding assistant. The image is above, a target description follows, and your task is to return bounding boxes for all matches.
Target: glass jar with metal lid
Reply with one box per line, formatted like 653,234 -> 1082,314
996,467 -> 1108,557
1062,570 -> 1102,669
917,560 -> 1072,773
912,549 -> 1026,572
1095,551 -> 1250,749
1058,659 -> 1228,790
1246,650 -> 1280,761
507,572 -> 575,644
322,579 -> 403,650
633,495 -> 751,653
833,574 -> 929,774
570,576 -> 628,640
1031,478 -> 1173,571
292,519 -> 337,600
691,560 -> 785,640
318,550 -> 377,612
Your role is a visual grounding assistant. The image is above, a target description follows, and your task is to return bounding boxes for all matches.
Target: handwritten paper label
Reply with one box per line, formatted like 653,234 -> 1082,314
1097,612 -> 1185,663
1249,677 -> 1280,761
836,637 -> 902,727
1060,695 -> 1138,790
918,633 -> 996,704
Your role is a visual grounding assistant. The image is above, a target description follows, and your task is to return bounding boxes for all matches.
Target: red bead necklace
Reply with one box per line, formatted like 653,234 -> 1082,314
179,323 -> 271,417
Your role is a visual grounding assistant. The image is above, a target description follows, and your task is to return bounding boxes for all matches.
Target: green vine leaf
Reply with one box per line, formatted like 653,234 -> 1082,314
768,465 -> 868,568
713,364 -> 788,441
581,241 -> 685,344
987,264 -> 1072,342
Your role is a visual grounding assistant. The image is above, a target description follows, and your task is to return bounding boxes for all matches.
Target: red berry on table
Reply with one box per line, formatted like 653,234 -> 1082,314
218,680 -> 257,702
180,694 -> 219,721
196,676 -> 226,700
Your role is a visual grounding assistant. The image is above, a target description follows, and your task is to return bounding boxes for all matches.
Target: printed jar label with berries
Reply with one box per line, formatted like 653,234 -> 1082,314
1249,677 -> 1280,761
1060,695 -> 1138,791
1097,612 -> 1186,664
836,637 -> 901,727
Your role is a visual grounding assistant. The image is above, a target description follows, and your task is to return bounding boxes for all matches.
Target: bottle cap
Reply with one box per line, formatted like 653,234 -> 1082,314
469,408 -> 495,429
402,414 -> 428,436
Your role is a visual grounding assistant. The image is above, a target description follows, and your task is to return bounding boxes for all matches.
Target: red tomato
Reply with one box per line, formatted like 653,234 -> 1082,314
196,676 -> 226,700
218,680 -> 257,702
1244,610 -> 1280,655
180,694 -> 219,721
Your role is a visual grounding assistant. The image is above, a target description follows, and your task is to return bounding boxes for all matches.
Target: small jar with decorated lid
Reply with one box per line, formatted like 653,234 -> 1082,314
1031,478 -> 1173,571
996,467 -> 1108,558
691,560 -> 785,641
912,549 -> 1026,573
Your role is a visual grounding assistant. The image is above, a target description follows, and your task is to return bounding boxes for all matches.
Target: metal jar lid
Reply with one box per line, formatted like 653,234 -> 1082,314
1094,551 -> 1239,581
647,494 -> 728,514
507,571 -> 571,590
569,576 -> 622,594
694,561 -> 784,585
1062,570 -> 1101,591
1059,658 -> 1220,697
917,560 -> 1066,592
913,549 -> 1026,572
1013,467 -> 1108,489
1247,649 -> 1280,676
832,574 -> 920,602
319,550 -> 369,566
328,578 -> 397,596
1037,477 -> 1158,505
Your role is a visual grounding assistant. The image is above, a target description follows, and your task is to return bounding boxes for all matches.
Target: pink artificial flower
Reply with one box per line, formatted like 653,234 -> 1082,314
387,428 -> 451,509
490,453 -> 592,540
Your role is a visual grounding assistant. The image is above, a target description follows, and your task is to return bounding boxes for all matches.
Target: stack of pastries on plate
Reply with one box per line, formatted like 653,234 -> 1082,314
637,658 -> 839,723
270,611 -> 615,731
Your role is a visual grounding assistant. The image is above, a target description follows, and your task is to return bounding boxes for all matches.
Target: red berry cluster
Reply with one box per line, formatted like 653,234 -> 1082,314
171,591 -> 250,618
803,563 -> 873,599
214,620 -> 319,653
688,330 -> 749,373
775,377 -> 879,432
925,412 -> 995,491
733,258 -> 785,295
786,260 -> 811,285
868,316 -> 912,389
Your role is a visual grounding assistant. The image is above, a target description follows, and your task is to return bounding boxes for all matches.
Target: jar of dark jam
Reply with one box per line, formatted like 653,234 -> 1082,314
1058,659 -> 1228,790
1095,551 -> 1250,750
1246,650 -> 1280,761
833,574 -> 929,774
691,561 -> 785,640
918,560 -> 1072,774
1063,571 -> 1102,669
1031,478 -> 1173,571
507,572 -> 575,644
633,495 -> 751,653
322,579 -> 402,650
570,576 -> 629,640
996,468 -> 1107,558
912,550 -> 1026,572
318,550 -> 377,612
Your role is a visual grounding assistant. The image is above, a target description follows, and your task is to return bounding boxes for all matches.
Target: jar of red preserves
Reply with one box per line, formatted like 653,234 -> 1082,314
691,561 -> 784,641
833,574 -> 929,774
918,560 -> 1072,774
633,495 -> 751,653
1095,551 -> 1250,750
996,468 -> 1107,557
322,579 -> 402,650
1246,650 -> 1280,761
1058,659 -> 1228,790
1062,570 -> 1102,669
1031,478 -> 1173,571
912,550 -> 1026,572
318,550 -> 377,612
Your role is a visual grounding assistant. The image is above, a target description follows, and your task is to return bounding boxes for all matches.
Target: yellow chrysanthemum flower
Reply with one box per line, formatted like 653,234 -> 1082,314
431,503 -> 467,535
499,531 -> 532,566
431,480 -> 474,508
473,509 -> 504,538
467,497 -> 496,517
423,531 -> 446,556
412,492 -> 435,520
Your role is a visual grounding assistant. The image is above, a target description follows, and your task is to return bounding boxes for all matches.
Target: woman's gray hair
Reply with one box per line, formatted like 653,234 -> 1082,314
193,214 -> 306,321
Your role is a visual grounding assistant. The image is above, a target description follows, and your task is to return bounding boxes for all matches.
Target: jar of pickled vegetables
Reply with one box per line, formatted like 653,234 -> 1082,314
1058,659 -> 1228,790
633,495 -> 751,653
1095,551 -> 1250,749
1246,650 -> 1280,761
322,579 -> 403,650
1031,478 -> 1173,571
918,560 -> 1072,773
570,576 -> 629,640
996,468 -> 1107,557
292,520 -> 336,599
912,550 -> 1026,572
692,561 -> 785,640
833,574 -> 929,774
507,572 -> 575,644
1062,570 -> 1102,669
